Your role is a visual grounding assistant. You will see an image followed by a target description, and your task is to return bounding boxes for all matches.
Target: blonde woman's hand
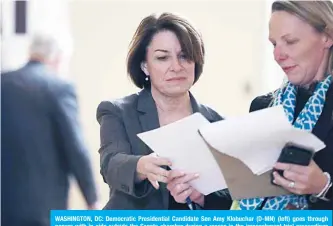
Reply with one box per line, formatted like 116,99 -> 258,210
272,160 -> 328,195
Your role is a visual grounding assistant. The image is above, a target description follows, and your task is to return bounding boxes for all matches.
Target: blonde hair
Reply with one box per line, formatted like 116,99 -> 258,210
272,1 -> 333,75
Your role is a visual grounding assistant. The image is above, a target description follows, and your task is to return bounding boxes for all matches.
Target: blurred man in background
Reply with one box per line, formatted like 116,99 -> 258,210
1,31 -> 99,226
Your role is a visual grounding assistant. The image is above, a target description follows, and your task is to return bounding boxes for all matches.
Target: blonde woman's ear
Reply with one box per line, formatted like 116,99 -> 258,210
324,27 -> 333,48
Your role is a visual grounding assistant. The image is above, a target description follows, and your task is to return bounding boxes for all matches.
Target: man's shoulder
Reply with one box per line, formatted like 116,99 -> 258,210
2,64 -> 74,93
46,77 -> 75,95
1,67 -> 25,84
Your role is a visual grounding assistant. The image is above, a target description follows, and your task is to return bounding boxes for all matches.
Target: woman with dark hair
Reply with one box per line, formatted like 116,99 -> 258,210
97,12 -> 231,210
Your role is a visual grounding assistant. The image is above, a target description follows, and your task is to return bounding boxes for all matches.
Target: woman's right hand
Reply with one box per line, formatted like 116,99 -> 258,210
136,153 -> 172,189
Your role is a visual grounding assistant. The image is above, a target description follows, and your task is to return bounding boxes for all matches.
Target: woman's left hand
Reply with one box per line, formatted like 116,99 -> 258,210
166,169 -> 204,206
272,160 -> 328,195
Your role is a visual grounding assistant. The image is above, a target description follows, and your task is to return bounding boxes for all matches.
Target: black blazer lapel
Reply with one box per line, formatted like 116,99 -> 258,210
137,89 -> 172,207
137,89 -> 160,131
190,92 -> 216,122
136,89 -> 160,156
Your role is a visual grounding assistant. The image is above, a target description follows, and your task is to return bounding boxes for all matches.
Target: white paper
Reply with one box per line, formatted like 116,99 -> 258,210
199,105 -> 326,175
137,113 -> 227,195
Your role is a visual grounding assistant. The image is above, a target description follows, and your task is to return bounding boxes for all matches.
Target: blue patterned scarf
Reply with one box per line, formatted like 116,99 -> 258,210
239,75 -> 332,210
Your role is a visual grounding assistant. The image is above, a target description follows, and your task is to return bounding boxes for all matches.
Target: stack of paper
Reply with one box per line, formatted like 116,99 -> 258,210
199,105 -> 325,175
137,105 -> 326,198
137,113 -> 227,195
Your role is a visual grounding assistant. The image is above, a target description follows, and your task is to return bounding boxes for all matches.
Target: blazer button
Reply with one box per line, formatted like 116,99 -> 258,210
121,184 -> 129,192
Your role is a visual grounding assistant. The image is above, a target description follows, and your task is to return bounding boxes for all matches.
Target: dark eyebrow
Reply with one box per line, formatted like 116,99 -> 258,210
154,49 -> 169,53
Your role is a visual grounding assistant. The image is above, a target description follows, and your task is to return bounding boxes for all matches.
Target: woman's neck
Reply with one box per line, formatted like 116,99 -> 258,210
301,51 -> 330,89
151,87 -> 192,113
299,72 -> 330,92
299,81 -> 318,93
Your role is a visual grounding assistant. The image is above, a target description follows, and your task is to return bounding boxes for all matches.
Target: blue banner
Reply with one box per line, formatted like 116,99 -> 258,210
51,210 -> 332,226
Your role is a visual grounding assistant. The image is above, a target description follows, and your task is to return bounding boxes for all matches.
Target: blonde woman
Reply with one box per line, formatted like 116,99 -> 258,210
234,0 -> 333,210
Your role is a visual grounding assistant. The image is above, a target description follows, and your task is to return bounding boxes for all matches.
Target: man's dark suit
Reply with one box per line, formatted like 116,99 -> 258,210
1,61 -> 98,226
97,88 -> 232,210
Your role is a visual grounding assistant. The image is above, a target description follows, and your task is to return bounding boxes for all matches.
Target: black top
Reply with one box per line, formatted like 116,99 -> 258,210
294,87 -> 312,120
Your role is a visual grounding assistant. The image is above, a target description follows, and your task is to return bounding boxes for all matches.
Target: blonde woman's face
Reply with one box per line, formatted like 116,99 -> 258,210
269,11 -> 332,86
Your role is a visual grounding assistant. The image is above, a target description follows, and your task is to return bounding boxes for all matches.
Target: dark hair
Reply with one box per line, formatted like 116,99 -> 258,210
272,1 -> 333,75
127,12 -> 205,89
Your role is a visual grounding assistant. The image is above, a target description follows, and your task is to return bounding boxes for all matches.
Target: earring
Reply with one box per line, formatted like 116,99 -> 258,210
145,76 -> 149,81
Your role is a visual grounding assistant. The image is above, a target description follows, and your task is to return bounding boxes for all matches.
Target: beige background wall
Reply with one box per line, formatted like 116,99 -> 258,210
66,0 -> 272,209
1,0 -> 284,209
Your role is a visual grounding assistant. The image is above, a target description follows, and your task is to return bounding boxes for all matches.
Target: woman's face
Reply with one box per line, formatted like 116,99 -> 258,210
269,11 -> 332,86
141,30 -> 195,97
